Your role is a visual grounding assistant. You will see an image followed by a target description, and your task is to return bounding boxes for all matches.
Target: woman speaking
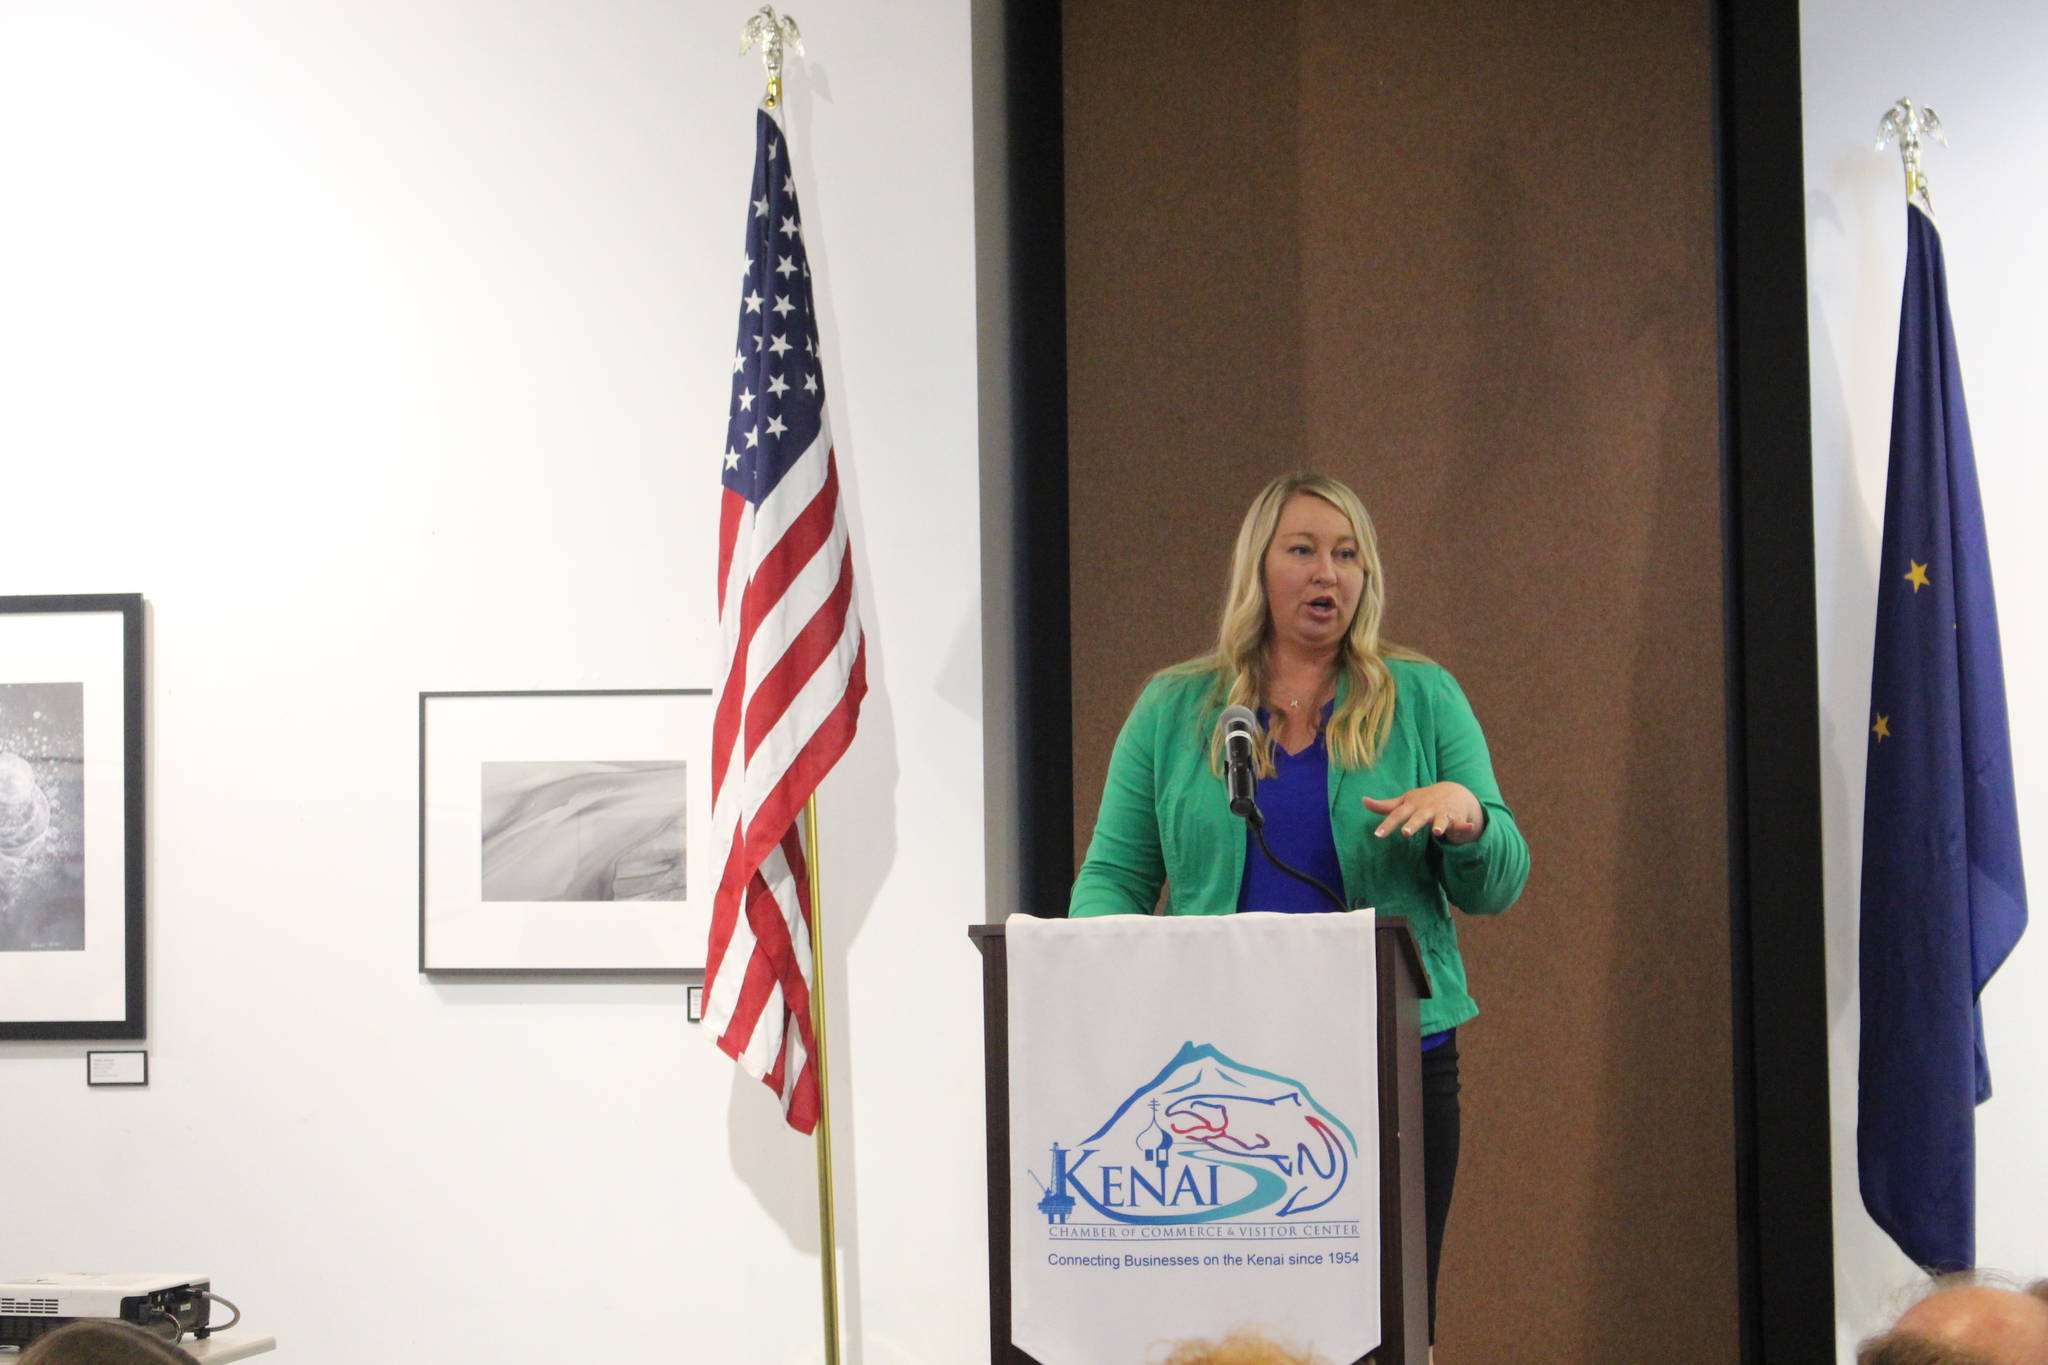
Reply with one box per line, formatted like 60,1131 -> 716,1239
1069,471 -> 1530,1350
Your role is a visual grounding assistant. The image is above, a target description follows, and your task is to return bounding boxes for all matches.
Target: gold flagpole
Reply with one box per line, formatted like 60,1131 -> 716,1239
803,793 -> 843,1365
740,15 -> 837,1360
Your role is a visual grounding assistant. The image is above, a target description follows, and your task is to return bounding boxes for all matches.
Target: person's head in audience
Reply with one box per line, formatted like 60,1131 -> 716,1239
17,1321 -> 198,1365
1857,1274 -> 2048,1365
1152,1326 -> 1328,1365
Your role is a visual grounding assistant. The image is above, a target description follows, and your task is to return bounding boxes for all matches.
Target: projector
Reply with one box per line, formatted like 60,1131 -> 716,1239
0,1274 -> 211,1349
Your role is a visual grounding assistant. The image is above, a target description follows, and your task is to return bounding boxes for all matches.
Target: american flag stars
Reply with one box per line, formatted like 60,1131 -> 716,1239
724,130 -> 821,496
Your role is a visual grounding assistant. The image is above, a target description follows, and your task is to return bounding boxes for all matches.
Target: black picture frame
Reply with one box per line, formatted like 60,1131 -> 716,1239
0,593 -> 145,1040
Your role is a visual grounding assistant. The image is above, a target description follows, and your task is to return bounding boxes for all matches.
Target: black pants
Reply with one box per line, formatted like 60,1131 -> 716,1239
1422,1035 -> 1462,1345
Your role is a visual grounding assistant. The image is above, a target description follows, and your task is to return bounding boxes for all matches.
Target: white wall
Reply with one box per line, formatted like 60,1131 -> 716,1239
0,3 -> 988,1361
1802,2 -> 2048,1356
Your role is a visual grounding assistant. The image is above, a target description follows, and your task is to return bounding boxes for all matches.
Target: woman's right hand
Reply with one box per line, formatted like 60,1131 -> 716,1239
1362,782 -> 1485,846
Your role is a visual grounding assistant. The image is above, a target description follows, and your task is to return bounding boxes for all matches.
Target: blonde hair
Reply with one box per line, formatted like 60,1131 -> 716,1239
1150,1327 -> 1329,1365
1176,471 -> 1420,775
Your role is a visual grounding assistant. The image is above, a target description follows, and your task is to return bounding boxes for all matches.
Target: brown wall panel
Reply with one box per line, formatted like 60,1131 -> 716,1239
1065,1 -> 1736,1359
1064,3 -> 1308,799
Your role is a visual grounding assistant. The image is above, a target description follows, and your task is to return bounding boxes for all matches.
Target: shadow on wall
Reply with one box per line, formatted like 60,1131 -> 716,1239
726,1065 -> 824,1256
1804,177 -> 1920,1352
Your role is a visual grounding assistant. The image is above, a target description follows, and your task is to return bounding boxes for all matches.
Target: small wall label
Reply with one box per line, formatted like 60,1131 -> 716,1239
87,1051 -> 148,1086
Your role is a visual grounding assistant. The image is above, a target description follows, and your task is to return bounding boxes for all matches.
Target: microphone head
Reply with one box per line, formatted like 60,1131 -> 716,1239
1218,704 -> 1260,819
1219,704 -> 1259,740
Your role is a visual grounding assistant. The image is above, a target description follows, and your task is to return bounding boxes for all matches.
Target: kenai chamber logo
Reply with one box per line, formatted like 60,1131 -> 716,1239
1029,1043 -> 1356,1225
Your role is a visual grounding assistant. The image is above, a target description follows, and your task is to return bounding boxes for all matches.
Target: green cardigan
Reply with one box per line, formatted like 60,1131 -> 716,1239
1069,658 -> 1529,1035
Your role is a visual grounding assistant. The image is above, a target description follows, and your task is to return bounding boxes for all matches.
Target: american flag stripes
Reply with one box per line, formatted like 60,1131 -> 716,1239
705,109 -> 866,1134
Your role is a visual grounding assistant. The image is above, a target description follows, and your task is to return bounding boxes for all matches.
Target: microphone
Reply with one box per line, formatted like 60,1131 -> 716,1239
1219,704 -> 1261,826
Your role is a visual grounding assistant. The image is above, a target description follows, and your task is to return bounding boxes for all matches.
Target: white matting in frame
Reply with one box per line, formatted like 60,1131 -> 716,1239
419,690 -> 713,973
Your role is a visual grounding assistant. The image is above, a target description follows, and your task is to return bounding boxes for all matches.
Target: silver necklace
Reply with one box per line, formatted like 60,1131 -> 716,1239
1270,680 -> 1330,713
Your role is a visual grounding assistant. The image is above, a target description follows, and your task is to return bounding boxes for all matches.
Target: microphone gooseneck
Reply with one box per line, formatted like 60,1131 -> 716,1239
1252,821 -> 1350,913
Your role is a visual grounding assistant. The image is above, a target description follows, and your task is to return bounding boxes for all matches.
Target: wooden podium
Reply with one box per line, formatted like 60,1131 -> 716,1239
969,918 -> 1433,1365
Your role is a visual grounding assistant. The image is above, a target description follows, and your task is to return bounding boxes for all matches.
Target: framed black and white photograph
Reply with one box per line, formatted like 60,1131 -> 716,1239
419,690 -> 713,973
0,594 -> 145,1039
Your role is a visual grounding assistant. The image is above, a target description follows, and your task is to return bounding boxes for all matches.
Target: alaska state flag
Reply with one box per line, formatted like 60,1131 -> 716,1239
1858,202 -> 2027,1273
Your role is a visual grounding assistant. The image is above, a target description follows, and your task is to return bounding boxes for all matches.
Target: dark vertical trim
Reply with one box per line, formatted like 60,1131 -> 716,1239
1716,0 -> 1837,1359
122,595 -> 146,1040
1004,0 -> 1073,916
969,926 -> 1048,1365
1375,921 -> 1430,1365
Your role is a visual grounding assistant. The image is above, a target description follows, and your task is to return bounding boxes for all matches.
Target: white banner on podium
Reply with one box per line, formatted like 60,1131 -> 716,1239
1006,912 -> 1379,1365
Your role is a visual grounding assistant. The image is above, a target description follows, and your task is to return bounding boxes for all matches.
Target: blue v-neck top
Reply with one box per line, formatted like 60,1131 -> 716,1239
1237,705 -> 1454,1052
1237,706 -> 1344,916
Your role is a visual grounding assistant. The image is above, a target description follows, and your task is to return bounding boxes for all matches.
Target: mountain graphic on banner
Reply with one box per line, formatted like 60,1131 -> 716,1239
1031,1043 -> 1359,1226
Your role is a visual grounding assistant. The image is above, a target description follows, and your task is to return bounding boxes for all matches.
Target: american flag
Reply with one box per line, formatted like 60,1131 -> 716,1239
704,108 -> 866,1134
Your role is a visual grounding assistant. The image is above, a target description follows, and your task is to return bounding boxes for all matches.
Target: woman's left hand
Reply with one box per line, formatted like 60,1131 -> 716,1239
1362,782 -> 1486,846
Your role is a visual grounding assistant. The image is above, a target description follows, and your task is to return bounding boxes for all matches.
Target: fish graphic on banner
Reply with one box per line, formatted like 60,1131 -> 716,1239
1028,1043 -> 1357,1226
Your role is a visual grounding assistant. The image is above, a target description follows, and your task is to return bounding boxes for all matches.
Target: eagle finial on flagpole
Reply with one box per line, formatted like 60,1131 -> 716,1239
740,6 -> 804,111
1877,98 -> 1946,221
